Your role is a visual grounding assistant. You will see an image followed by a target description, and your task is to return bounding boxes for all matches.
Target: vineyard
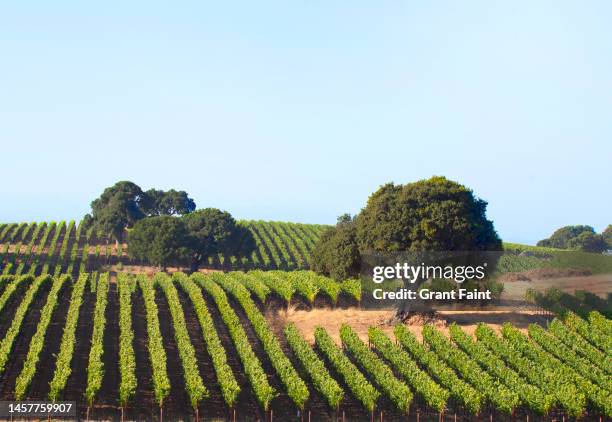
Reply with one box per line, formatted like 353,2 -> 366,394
0,220 -> 329,276
3,220 -> 612,282
0,271 -> 609,421
499,243 -> 612,275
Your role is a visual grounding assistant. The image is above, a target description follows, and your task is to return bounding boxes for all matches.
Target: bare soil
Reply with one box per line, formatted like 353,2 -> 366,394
95,282 -> 120,409
63,283 -> 95,407
200,287 -> 264,421
154,287 -> 192,420
502,273 -> 612,299
26,281 -> 73,398
0,279 -> 31,340
227,295 -> 299,421
176,285 -> 229,420
0,279 -> 51,399
275,306 -> 552,345
128,284 -> 157,421
499,267 -> 593,282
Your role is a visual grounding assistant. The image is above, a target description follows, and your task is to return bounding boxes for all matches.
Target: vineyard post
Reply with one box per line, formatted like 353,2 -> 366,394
380,410 -> 383,422
271,409 -> 273,422
342,410 -> 345,422
308,410 -> 311,422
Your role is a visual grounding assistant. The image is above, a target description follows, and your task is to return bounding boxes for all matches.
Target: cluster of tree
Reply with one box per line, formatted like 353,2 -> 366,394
87,181 -> 254,270
537,225 -> 612,253
87,181 -> 196,242
128,208 -> 255,271
312,176 -> 503,281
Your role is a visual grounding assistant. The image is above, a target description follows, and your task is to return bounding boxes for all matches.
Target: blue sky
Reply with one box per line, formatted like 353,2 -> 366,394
1,1 -> 610,244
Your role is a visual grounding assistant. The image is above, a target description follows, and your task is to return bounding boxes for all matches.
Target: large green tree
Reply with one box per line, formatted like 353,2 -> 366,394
361,177 -> 502,315
127,207 -> 255,272
183,208 -> 255,271
311,214 -> 360,281
90,182 -> 196,242
128,216 -> 192,270
356,177 -> 502,252
566,231 -> 608,253
537,225 -> 595,249
141,189 -> 196,216
312,177 -> 502,282
91,181 -> 146,242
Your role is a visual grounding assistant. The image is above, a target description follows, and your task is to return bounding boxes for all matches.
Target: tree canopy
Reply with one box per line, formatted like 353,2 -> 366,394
141,189 -> 196,216
312,177 -> 502,280
310,215 -> 360,281
537,225 -> 595,249
91,181 -> 146,242
566,231 -> 609,253
89,181 -> 196,241
356,177 -> 502,252
128,216 -> 192,269
127,207 -> 255,271
537,225 -> 608,252
183,208 -> 255,271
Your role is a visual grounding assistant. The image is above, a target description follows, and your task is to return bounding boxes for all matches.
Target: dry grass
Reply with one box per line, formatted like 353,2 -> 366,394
272,305 -> 398,345
502,273 -> 612,299
272,305 -> 550,345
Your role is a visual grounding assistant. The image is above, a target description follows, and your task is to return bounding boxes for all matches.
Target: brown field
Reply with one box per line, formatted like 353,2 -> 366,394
502,273 -> 612,299
271,306 -> 553,346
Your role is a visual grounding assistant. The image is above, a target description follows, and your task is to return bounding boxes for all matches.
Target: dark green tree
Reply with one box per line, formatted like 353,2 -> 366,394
81,213 -> 94,231
566,231 -> 608,253
602,225 -> 612,250
183,208 -> 254,271
141,189 -> 196,216
356,176 -> 502,252
311,215 -> 360,281
355,177 -> 502,315
128,216 -> 191,270
312,177 -> 502,282
537,225 -> 596,249
91,181 -> 146,242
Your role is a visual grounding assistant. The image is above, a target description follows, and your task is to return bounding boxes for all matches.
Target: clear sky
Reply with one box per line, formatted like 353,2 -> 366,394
1,1 -> 610,244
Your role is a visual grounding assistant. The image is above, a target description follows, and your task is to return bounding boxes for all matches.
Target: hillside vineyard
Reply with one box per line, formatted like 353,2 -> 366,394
0,272 -> 609,421
0,220 -> 329,276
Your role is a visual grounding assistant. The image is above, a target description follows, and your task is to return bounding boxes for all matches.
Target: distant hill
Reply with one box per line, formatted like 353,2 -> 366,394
499,242 -> 612,275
